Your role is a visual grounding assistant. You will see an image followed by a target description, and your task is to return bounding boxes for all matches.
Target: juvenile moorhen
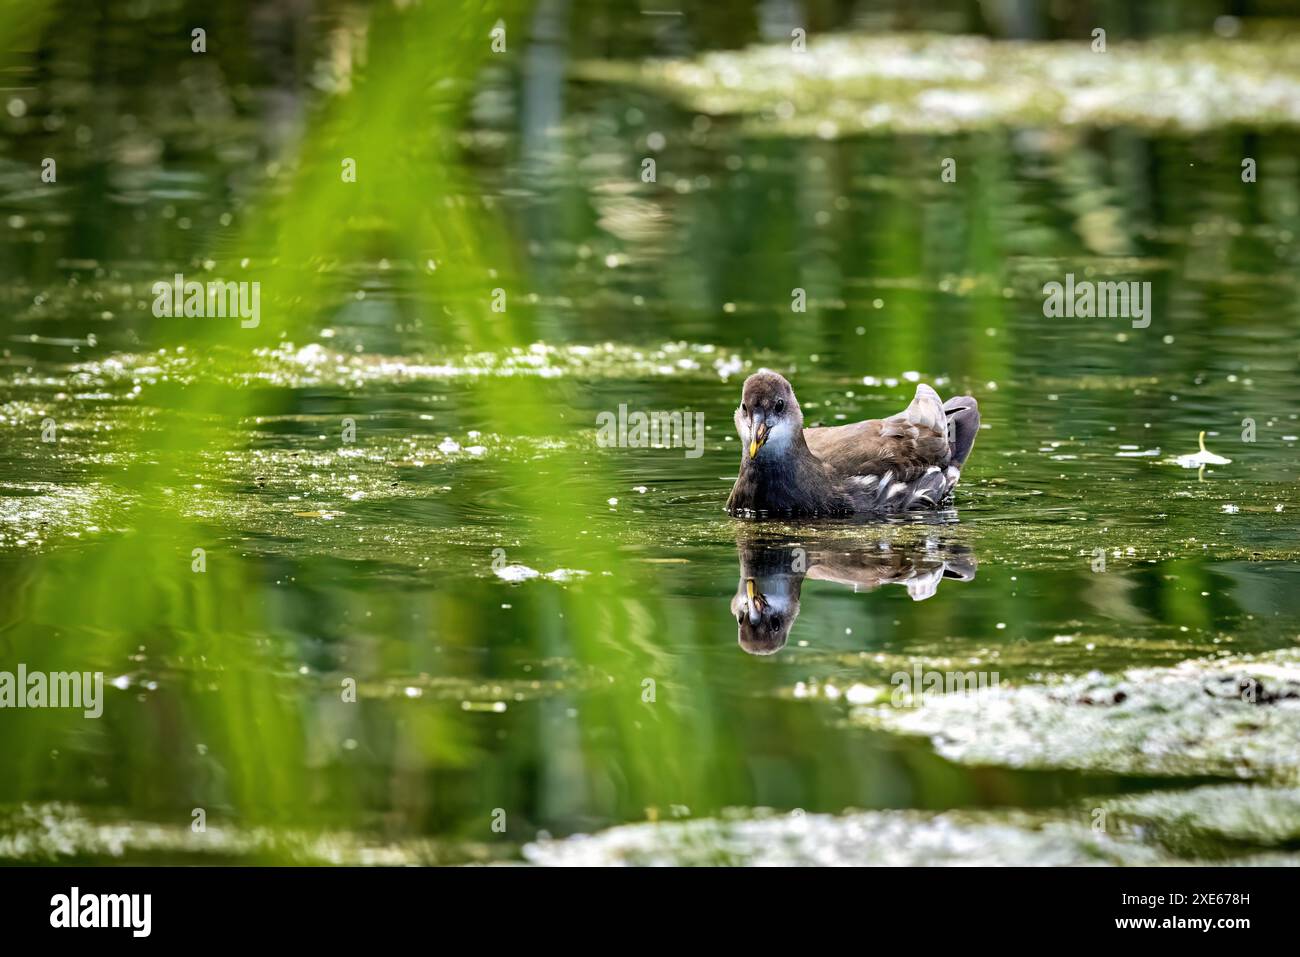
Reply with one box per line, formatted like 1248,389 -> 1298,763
725,371 -> 979,516
731,540 -> 978,655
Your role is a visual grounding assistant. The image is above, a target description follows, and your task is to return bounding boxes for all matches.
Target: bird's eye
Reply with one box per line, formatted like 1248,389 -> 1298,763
775,398 -> 785,413
741,404 -> 748,416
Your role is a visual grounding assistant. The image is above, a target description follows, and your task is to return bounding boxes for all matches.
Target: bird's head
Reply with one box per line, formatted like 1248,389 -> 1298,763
735,370 -> 803,462
731,574 -> 800,656
730,545 -> 804,656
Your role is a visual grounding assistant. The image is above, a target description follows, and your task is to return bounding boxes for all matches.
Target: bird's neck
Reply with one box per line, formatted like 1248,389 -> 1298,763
739,572 -> 803,607
731,439 -> 849,514
741,418 -> 812,468
742,429 -> 819,479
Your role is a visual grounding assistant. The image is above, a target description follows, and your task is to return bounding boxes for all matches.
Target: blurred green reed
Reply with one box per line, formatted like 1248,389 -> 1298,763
0,0 -> 691,836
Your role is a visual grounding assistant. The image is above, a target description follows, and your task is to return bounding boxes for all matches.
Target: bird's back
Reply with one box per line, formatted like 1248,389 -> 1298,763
803,385 -> 979,511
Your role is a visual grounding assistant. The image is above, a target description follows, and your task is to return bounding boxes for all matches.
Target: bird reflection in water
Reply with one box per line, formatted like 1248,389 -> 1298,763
730,535 -> 977,655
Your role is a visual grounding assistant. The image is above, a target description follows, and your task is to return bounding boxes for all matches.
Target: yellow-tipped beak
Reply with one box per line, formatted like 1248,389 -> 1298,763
748,423 -> 768,459
745,578 -> 756,601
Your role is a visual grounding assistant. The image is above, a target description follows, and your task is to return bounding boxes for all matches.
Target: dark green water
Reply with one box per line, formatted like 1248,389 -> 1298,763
1,1 -> 1298,864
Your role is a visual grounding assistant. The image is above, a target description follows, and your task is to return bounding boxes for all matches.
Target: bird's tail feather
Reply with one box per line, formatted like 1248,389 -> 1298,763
943,395 -> 980,468
905,384 -> 947,434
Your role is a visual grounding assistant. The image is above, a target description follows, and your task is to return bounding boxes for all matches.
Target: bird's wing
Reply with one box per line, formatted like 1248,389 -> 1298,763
804,384 -> 951,482
804,550 -> 968,601
804,552 -> 914,590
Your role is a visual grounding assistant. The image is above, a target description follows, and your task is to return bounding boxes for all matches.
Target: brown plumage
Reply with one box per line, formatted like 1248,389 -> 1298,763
725,370 -> 979,516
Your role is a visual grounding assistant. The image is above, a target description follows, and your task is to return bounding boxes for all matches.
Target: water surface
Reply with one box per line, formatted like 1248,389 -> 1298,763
1,1 -> 1298,864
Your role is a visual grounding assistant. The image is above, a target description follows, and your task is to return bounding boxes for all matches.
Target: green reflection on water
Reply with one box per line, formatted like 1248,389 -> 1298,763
1,0 -> 1299,864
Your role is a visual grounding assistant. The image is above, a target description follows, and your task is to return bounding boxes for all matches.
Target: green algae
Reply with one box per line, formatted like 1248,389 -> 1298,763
0,482 -> 129,549
0,802 -> 499,866
524,807 -> 1165,866
524,801 -> 1300,867
1105,785 -> 1300,851
851,650 -> 1300,780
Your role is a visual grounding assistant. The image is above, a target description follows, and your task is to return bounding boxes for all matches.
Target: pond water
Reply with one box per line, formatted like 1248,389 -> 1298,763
1,1 -> 1298,864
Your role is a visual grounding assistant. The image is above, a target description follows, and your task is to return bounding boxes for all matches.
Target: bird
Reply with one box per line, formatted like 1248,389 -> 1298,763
725,370 -> 979,516
730,539 -> 978,655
